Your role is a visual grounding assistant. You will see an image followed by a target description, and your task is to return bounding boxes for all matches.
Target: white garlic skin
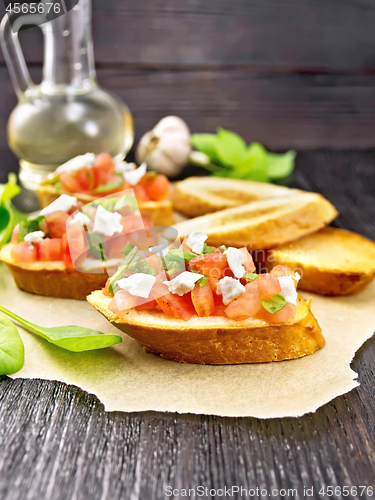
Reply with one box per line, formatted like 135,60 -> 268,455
136,116 -> 191,177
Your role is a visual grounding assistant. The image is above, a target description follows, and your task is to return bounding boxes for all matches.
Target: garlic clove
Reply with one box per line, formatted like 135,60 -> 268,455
158,132 -> 191,166
146,148 -> 178,177
153,115 -> 190,137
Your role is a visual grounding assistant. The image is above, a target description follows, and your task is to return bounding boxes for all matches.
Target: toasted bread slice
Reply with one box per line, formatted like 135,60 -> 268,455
265,227 -> 375,296
87,291 -> 324,364
172,176 -> 302,217
36,184 -> 174,226
173,192 -> 338,250
0,243 -> 112,300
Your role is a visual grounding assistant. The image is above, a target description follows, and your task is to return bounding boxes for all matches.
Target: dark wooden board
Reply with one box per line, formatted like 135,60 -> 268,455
0,151 -> 374,499
1,0 -> 375,69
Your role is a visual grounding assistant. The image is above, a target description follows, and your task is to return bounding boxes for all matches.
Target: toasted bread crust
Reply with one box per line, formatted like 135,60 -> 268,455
266,227 -> 375,296
87,291 -> 325,364
173,193 -> 338,250
0,243 -> 108,300
36,184 -> 174,226
172,177 -> 301,217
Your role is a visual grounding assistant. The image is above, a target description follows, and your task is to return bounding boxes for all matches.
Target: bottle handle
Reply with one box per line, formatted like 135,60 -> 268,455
0,12 -> 45,97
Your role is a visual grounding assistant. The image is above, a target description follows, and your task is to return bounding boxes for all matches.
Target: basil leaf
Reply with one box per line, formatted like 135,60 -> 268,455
244,273 -> 259,281
121,242 -> 136,255
41,174 -> 60,185
191,133 -> 221,164
198,275 -> 208,287
54,182 -> 63,192
219,245 -> 228,252
17,215 -> 45,243
109,246 -> 140,295
114,195 -> 138,213
261,294 -> 287,314
215,128 -> 248,166
267,150 -> 296,180
92,198 -> 118,212
0,174 -> 27,249
230,142 -> 269,182
0,306 -> 121,352
202,243 -> 215,254
86,231 -> 107,260
128,259 -> 157,276
0,314 -> 24,375
166,249 -> 197,262
93,176 -> 124,193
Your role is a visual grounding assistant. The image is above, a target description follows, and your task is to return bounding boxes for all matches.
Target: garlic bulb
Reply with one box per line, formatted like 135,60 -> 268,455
136,116 -> 191,177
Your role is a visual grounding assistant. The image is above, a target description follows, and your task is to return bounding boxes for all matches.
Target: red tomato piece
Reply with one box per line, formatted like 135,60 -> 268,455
151,277 -> 195,321
44,211 -> 69,238
257,274 -> 281,301
94,152 -> 114,173
59,172 -> 81,193
224,281 -> 261,321
134,298 -> 158,311
61,233 -> 73,267
191,283 -> 215,317
143,175 -> 170,201
75,168 -> 95,191
256,303 -> 296,324
146,254 -> 163,272
239,247 -> 256,273
11,224 -> 19,244
108,290 -> 137,314
133,184 -> 150,202
102,278 -> 113,298
11,242 -> 38,263
189,253 -> 227,279
38,238 -> 63,261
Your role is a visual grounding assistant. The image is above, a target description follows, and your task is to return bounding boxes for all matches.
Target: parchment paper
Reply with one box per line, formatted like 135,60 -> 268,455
0,262 -> 374,418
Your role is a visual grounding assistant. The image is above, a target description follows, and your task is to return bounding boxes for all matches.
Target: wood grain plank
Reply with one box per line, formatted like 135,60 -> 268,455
1,0 -> 374,69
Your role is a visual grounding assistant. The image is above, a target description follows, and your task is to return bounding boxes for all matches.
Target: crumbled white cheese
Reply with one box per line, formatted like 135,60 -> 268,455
123,162 -> 147,186
224,247 -> 245,278
186,231 -> 208,254
93,205 -> 123,237
40,194 -> 78,216
69,211 -> 91,226
216,277 -> 246,305
149,239 -> 169,257
163,271 -> 204,296
117,273 -> 156,298
115,160 -> 137,174
294,272 -> 301,282
277,276 -> 298,305
24,231 -> 44,243
56,153 -> 95,174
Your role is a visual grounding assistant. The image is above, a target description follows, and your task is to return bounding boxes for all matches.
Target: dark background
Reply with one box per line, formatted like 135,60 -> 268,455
0,1 -> 374,498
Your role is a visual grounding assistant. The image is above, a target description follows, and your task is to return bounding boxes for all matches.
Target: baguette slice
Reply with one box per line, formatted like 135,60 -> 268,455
0,243 -> 112,300
36,184 -> 174,226
265,227 -> 375,296
172,176 -> 302,217
87,291 -> 324,364
173,192 -> 338,250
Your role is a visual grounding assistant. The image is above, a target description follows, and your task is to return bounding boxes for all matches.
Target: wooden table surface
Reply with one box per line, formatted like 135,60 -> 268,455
0,150 -> 374,499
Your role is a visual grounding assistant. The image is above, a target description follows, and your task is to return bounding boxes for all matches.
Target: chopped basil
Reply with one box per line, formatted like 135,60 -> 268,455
128,259 -> 156,276
261,294 -> 287,314
108,246 -> 140,295
219,245 -> 228,252
166,249 -> 197,262
54,182 -> 63,192
121,242 -> 136,255
86,231 -> 107,260
244,272 -> 259,281
17,215 -> 45,242
114,195 -> 138,213
41,174 -> 60,185
92,198 -> 118,212
93,175 -> 123,193
190,269 -> 209,287
202,243 -> 215,254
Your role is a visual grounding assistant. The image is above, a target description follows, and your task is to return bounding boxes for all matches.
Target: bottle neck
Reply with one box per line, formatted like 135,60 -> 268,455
41,0 -> 96,94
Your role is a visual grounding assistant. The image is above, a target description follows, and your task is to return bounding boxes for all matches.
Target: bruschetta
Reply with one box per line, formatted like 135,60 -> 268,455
87,231 -> 325,364
36,152 -> 174,226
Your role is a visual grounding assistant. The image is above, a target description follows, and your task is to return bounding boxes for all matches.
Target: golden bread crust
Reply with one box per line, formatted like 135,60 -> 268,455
0,243 -> 108,300
266,227 -> 375,295
87,290 -> 325,364
36,184 -> 174,226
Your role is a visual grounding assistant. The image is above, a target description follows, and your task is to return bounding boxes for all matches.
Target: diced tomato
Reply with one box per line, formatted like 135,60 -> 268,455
133,184 -> 150,202
135,298 -> 158,311
59,172 -> 81,193
146,254 -> 163,271
151,276 -> 195,321
256,303 -> 296,323
239,247 -> 256,273
38,238 -> 62,261
191,283 -> 215,317
76,168 -> 94,191
93,152 -> 114,173
109,290 -> 137,314
65,221 -> 86,258
207,275 -> 220,293
224,281 -> 261,320
257,274 -> 281,301
44,211 -> 69,238
11,242 -> 38,263
189,252 -> 227,279
61,233 -> 73,267
103,278 -> 113,298
180,237 -> 191,251
11,224 -> 19,244
143,175 -> 170,201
